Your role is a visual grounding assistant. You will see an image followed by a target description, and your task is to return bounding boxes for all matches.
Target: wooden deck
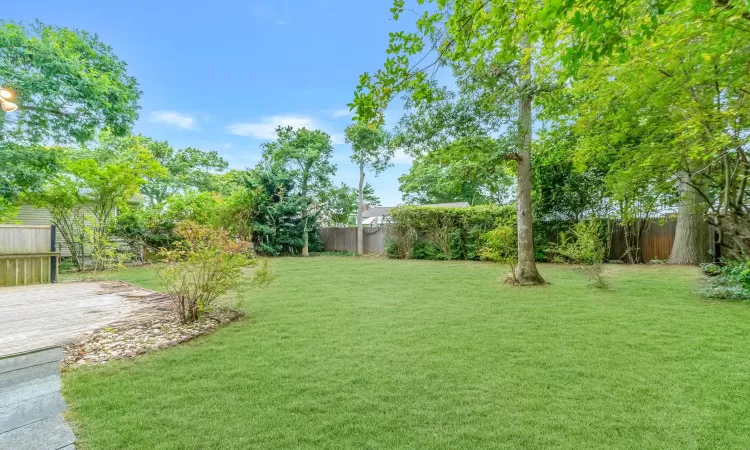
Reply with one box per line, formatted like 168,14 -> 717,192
0,282 -> 170,357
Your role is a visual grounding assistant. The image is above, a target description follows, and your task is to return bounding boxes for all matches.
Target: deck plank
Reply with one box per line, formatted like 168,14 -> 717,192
0,282 -> 169,358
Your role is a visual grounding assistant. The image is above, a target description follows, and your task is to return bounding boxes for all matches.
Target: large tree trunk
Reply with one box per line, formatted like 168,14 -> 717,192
514,40 -> 545,285
668,176 -> 710,264
357,161 -> 365,256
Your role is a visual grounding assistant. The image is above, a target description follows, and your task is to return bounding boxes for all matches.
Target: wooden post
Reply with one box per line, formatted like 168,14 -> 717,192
50,225 -> 57,283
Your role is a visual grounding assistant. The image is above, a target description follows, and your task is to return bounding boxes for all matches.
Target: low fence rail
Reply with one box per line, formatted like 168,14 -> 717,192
0,225 -> 59,287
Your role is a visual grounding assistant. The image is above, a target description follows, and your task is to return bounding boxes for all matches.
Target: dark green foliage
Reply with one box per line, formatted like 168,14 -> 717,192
700,260 -> 750,300
533,128 -> 609,222
411,242 -> 446,260
231,168 -> 322,256
112,206 -> 175,255
387,205 -> 516,260
113,191 -> 225,256
0,144 -> 62,220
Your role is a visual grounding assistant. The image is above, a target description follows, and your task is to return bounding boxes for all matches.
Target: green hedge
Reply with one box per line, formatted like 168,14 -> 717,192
386,205 -> 517,260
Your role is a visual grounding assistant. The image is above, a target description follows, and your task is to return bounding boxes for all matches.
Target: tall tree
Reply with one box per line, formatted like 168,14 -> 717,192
70,135 -> 165,269
261,126 -> 336,256
0,21 -> 140,145
137,139 -> 228,204
345,122 -> 392,255
567,4 -> 749,262
322,183 -> 380,227
0,20 -> 140,220
392,93 -> 515,206
351,1 -> 561,283
399,141 -> 514,206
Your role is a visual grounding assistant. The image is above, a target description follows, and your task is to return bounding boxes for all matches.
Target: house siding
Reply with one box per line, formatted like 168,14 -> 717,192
13,205 -> 74,257
9,204 -> 130,259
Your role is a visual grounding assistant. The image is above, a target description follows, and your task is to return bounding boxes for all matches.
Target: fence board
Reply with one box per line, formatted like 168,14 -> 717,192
320,227 -> 385,254
321,219 -> 711,262
0,226 -> 58,287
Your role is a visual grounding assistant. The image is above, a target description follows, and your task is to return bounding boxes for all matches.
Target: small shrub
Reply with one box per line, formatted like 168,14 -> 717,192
250,259 -> 277,287
412,242 -> 446,260
555,219 -> 607,288
85,226 -> 131,271
155,221 -> 255,323
479,218 -> 518,284
385,223 -> 418,259
700,259 -> 750,299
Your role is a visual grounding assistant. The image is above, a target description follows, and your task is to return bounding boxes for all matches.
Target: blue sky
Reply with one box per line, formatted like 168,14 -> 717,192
5,0 -> 414,205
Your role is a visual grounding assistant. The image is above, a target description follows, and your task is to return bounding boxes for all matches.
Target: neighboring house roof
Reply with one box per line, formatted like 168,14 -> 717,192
362,202 -> 470,218
362,207 -> 393,219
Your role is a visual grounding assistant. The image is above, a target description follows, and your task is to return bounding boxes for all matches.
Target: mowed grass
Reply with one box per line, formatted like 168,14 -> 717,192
63,258 -> 750,449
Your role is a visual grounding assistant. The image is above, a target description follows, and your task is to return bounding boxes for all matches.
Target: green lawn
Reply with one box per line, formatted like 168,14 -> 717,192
63,258 -> 750,449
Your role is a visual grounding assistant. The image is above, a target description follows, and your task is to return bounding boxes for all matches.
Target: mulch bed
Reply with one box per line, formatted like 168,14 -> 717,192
61,281 -> 243,369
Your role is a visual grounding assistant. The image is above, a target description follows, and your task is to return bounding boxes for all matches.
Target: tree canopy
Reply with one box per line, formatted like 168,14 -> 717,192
0,20 -> 141,145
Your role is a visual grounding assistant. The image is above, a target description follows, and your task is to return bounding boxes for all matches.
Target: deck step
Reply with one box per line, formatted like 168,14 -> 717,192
0,348 -> 74,449
0,414 -> 75,450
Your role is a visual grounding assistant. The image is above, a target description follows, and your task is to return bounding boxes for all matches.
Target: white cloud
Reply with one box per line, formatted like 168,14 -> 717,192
276,19 -> 289,26
331,108 -> 353,118
392,148 -> 413,165
228,115 -> 317,140
149,110 -> 197,130
228,115 -> 346,145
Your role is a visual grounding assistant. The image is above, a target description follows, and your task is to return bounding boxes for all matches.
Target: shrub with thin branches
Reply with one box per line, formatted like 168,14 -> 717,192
555,219 -> 607,288
155,221 -> 254,323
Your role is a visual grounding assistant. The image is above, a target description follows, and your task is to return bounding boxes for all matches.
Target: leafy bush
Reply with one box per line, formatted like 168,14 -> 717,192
479,218 -> 518,283
85,226 -> 131,271
555,219 -> 607,288
385,222 -> 418,259
387,205 -> 516,260
250,259 -> 277,287
700,260 -> 750,299
155,221 -> 255,323
412,242 -> 446,260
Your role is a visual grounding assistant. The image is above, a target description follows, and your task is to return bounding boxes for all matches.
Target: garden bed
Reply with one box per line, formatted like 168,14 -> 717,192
61,281 -> 243,369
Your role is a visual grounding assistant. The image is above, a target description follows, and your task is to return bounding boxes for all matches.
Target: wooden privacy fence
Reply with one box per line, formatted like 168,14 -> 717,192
320,227 -> 386,254
0,225 -> 59,287
320,219 -> 712,261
